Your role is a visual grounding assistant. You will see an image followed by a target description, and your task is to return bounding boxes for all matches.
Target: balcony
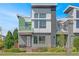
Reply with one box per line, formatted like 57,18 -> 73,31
19,26 -> 33,35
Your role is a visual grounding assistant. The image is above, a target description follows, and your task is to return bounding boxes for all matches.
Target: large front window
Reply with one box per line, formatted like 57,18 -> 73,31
76,20 -> 79,28
33,36 -> 45,44
39,13 -> 46,18
39,36 -> 45,44
34,13 -> 46,28
34,20 -> 46,28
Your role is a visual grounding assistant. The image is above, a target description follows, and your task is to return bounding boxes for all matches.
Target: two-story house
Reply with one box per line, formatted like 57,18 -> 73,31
17,3 -> 56,49
63,5 -> 79,36
56,5 -> 79,47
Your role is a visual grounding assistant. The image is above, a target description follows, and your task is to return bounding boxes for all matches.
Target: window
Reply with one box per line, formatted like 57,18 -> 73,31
34,20 -> 38,28
33,36 -> 46,44
25,22 -> 29,29
33,36 -> 38,44
76,20 -> 79,28
39,36 -> 45,44
39,20 -> 46,28
34,13 -> 46,18
34,13 -> 38,18
39,13 -> 46,18
34,20 -> 46,28
76,10 -> 79,18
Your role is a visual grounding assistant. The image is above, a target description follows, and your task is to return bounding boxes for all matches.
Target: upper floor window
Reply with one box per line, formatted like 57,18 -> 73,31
39,20 -> 46,28
34,20 -> 46,28
76,10 -> 79,18
39,13 -> 46,18
34,13 -> 46,18
34,13 -> 38,18
34,20 -> 38,28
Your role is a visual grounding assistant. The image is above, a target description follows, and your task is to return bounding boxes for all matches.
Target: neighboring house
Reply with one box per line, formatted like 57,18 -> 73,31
57,5 -> 79,36
0,35 -> 5,41
17,3 -> 56,49
0,27 -> 5,41
64,5 -> 79,36
57,5 -> 79,35
56,5 -> 79,47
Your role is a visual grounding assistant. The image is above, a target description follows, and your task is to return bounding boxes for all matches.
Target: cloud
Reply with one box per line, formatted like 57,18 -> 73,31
0,9 -> 17,17
0,9 -> 18,23
0,9 -> 18,35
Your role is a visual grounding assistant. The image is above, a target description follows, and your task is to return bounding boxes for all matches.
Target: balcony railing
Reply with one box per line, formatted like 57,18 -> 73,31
19,26 -> 33,32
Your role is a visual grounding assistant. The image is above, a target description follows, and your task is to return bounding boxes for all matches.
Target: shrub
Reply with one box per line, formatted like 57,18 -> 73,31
38,48 -> 48,52
3,48 -> 26,52
48,48 -> 57,52
48,48 -> 66,52
73,36 -> 79,51
56,48 -> 66,52
72,47 -> 77,52
19,48 -> 26,52
56,32 -> 66,47
4,48 -> 20,52
32,48 -> 48,52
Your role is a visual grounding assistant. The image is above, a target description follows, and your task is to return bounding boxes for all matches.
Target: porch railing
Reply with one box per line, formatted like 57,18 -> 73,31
19,26 -> 33,32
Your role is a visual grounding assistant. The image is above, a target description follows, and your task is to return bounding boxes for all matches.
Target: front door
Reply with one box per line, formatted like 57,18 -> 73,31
26,36 -> 32,47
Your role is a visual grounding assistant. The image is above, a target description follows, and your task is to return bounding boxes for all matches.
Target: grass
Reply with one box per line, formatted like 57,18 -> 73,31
0,52 -> 79,56
0,48 -> 79,56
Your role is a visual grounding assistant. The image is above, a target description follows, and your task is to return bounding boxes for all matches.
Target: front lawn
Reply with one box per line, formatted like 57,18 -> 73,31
0,52 -> 79,56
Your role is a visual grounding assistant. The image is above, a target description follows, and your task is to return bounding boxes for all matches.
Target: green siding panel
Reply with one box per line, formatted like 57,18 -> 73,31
19,16 -> 25,26
18,16 -> 25,30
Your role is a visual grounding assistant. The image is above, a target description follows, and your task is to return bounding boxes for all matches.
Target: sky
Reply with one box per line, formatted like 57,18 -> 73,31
0,3 -> 79,36
56,3 -> 79,19
0,3 -> 31,36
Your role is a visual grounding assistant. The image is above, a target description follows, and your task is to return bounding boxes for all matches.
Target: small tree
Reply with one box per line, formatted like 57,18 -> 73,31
0,37 -> 4,49
13,29 -> 18,43
57,32 -> 65,47
4,31 -> 14,49
13,29 -> 18,48
73,36 -> 79,51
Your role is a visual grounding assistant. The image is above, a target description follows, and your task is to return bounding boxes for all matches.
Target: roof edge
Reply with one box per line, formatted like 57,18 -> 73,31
17,14 -> 31,18
32,3 -> 57,6
64,5 -> 79,14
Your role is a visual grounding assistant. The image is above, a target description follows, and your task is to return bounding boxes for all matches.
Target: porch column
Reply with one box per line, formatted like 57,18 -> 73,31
51,7 -> 56,48
66,19 -> 73,55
